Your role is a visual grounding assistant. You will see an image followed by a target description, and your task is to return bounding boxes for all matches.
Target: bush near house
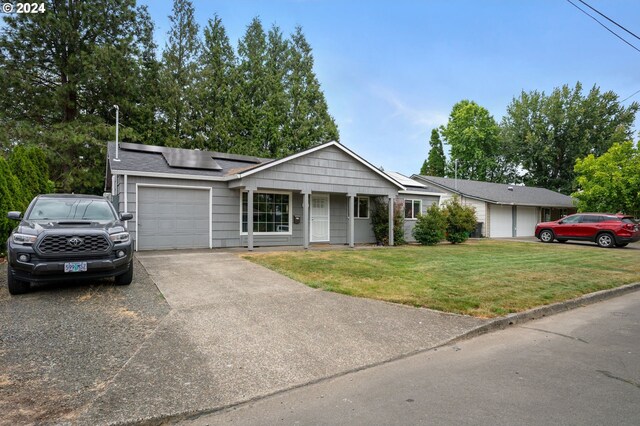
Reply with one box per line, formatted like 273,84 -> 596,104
443,197 -> 477,244
412,196 -> 477,245
412,202 -> 447,245
371,197 -> 405,245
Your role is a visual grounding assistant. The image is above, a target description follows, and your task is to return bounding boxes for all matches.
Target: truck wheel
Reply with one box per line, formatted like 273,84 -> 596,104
7,267 -> 30,295
114,261 -> 133,286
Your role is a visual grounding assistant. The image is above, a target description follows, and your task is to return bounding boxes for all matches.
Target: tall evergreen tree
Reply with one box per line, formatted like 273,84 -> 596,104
420,129 -> 446,176
283,26 -> 339,155
194,15 -> 237,152
263,24 -> 290,157
235,17 -> 270,156
0,0 -> 159,194
160,0 -> 201,146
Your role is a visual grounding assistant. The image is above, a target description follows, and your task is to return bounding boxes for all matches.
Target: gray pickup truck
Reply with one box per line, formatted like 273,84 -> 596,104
6,194 -> 133,295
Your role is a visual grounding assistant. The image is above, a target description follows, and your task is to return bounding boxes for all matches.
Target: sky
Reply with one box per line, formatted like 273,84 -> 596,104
141,0 -> 640,176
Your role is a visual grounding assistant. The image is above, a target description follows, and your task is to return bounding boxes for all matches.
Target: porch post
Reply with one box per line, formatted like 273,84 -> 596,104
303,192 -> 309,249
348,194 -> 355,248
388,196 -> 394,246
247,189 -> 254,251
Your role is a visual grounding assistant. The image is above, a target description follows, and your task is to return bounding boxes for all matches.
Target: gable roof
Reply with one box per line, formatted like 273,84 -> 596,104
411,175 -> 575,208
236,141 -> 405,189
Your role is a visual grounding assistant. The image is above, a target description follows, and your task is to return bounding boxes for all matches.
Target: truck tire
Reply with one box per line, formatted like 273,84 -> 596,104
7,267 -> 30,295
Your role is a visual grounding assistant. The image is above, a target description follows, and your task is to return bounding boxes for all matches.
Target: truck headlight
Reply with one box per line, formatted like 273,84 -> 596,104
109,232 -> 130,243
12,233 -> 37,245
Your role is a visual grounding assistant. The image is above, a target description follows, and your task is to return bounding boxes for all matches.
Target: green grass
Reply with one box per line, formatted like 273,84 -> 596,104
242,240 -> 640,318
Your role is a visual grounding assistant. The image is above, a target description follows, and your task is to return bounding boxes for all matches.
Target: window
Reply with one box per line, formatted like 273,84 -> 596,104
404,199 -> 422,219
242,192 -> 291,233
353,196 -> 369,219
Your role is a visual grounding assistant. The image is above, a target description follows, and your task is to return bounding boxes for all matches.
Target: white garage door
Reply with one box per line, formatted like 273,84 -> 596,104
516,206 -> 538,237
489,204 -> 513,237
137,186 -> 210,250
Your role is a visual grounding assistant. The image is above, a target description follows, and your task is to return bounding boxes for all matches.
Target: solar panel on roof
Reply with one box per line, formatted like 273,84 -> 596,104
163,151 -> 223,171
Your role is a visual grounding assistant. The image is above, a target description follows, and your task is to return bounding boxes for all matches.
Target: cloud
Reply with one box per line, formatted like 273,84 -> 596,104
371,85 -> 448,128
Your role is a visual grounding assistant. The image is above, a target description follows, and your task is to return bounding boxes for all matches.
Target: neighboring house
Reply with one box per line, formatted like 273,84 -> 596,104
106,141 -> 412,251
411,175 -> 576,238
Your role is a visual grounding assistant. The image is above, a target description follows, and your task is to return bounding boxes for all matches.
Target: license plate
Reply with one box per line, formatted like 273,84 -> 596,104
64,262 -> 87,273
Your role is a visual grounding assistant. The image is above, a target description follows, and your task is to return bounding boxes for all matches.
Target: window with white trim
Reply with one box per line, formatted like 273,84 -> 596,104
353,196 -> 369,219
242,192 -> 291,233
404,199 -> 422,219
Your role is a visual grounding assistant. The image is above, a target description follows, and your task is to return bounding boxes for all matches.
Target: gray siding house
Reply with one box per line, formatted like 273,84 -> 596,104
411,175 -> 576,238
106,141 -> 414,251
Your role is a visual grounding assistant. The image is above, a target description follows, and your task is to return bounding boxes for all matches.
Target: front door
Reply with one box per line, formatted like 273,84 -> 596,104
310,194 -> 330,242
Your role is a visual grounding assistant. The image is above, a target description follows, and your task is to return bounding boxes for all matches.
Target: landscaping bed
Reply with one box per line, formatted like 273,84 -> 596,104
243,240 -> 640,318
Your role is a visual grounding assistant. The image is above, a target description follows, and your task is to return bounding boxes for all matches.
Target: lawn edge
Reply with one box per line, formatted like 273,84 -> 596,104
454,281 -> 640,341
115,282 -> 640,426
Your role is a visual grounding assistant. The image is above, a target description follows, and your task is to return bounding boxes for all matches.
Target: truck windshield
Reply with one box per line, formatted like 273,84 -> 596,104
27,198 -> 116,221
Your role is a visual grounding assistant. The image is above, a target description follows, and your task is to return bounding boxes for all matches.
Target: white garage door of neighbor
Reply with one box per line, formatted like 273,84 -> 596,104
516,207 -> 538,237
489,204 -> 513,238
137,186 -> 210,250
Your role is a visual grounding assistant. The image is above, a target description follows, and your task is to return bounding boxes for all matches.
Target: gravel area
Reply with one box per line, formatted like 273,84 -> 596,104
0,257 -> 170,425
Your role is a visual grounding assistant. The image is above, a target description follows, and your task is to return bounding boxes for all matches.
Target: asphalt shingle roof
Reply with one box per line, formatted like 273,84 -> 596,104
411,175 -> 575,208
107,142 -> 272,178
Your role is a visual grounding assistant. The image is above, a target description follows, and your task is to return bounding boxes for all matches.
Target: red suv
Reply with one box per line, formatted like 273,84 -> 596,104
535,213 -> 640,248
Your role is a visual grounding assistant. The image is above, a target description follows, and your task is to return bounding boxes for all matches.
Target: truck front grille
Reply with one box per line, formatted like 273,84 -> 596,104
38,234 -> 110,255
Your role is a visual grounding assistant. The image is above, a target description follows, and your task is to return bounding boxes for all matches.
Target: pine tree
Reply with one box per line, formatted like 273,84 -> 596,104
263,25 -> 290,157
160,0 -> 201,146
194,15 -> 237,152
420,129 -> 446,176
283,26 -> 339,155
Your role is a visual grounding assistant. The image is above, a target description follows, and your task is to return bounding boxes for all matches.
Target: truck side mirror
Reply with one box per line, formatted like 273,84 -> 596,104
7,211 -> 22,220
120,212 -> 133,221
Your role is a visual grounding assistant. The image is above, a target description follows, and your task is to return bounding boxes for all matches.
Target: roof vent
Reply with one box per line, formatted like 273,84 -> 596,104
507,186 -> 514,191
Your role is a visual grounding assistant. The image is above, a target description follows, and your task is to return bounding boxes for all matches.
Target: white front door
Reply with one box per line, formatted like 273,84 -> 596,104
310,194 -> 330,242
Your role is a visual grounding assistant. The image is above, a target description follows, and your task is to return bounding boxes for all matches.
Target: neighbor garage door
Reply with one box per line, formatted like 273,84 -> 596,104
137,186 -> 210,250
489,204 -> 513,237
516,206 -> 538,237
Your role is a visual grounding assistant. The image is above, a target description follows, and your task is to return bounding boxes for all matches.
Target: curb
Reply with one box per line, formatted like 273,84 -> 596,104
453,281 -> 640,342
119,282 -> 640,426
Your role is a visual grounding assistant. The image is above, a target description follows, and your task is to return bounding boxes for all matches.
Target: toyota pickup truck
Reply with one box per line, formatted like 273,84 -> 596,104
6,194 -> 133,295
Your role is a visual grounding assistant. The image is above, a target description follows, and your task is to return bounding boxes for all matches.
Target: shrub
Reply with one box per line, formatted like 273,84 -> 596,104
412,202 -> 447,245
371,197 -> 405,245
443,196 -> 477,244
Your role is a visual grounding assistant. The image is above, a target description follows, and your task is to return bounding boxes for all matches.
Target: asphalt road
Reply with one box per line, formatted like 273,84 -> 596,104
184,290 -> 640,426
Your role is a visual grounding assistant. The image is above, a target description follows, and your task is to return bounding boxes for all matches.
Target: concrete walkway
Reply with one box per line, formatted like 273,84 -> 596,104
78,251 -> 487,424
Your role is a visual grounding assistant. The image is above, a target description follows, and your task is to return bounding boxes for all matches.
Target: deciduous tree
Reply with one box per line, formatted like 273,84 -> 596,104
573,142 -> 640,216
501,82 -> 638,194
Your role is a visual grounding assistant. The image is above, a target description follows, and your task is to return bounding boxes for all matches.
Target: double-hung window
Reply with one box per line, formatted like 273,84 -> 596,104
353,196 -> 369,219
404,199 -> 422,219
241,192 -> 291,234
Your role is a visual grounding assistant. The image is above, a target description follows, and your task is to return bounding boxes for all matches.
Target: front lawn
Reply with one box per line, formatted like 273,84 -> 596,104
242,240 -> 640,318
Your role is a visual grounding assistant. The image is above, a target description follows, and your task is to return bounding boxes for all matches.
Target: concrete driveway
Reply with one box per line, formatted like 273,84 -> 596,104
76,250 -> 487,424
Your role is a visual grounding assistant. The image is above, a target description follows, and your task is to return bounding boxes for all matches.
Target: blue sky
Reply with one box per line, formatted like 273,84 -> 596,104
141,0 -> 640,176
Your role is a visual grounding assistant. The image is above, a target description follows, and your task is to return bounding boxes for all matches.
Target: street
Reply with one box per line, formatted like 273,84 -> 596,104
183,290 -> 640,426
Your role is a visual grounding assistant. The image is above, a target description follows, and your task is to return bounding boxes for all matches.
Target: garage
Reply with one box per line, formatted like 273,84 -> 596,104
516,206 -> 538,237
137,185 -> 211,250
489,204 -> 513,237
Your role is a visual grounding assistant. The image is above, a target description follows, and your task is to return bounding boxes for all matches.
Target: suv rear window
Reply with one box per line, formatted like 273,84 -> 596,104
27,198 -> 116,221
622,217 -> 636,224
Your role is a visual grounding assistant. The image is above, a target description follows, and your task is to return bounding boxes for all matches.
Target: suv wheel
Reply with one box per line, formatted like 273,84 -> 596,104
114,261 -> 133,286
539,229 -> 554,243
596,233 -> 615,248
7,267 -> 31,295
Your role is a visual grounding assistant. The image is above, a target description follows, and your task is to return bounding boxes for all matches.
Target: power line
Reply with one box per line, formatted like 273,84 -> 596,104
565,0 -> 640,54
620,88 -> 640,103
577,0 -> 640,42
